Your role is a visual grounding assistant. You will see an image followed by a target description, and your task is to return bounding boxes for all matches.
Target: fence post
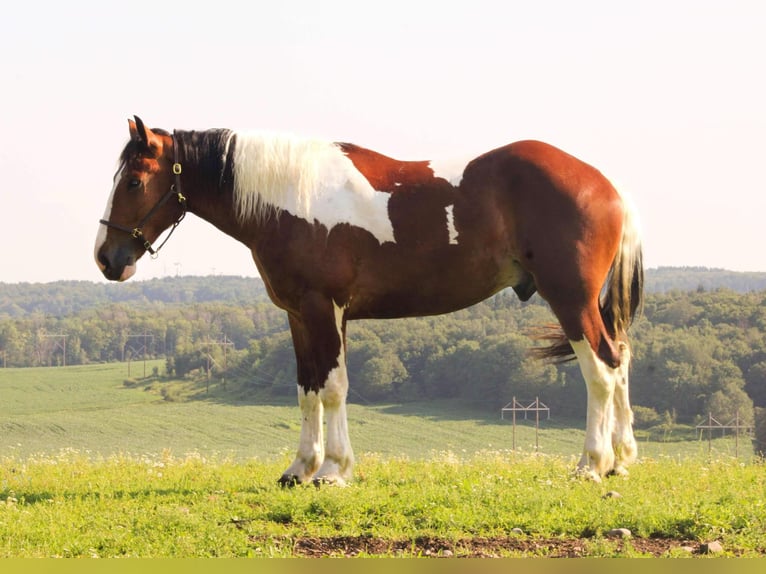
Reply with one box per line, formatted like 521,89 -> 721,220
512,396 -> 516,451
535,397 -> 540,452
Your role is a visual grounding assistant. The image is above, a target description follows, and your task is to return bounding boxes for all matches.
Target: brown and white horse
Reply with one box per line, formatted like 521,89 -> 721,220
95,116 -> 643,485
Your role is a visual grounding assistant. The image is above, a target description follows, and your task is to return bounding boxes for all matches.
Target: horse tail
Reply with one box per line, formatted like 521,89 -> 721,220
532,190 -> 643,362
600,191 -> 644,342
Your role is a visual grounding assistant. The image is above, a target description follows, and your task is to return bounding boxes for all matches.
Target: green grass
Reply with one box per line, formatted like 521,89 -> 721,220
1,363 -> 763,558
1,451 -> 764,557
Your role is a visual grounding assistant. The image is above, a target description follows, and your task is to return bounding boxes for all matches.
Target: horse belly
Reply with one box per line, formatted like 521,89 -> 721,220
347,250 -> 526,319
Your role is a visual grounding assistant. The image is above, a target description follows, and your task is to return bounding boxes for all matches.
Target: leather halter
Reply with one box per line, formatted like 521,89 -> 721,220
99,133 -> 187,258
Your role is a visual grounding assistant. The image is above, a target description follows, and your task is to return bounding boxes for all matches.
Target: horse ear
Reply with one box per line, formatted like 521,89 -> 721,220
129,115 -> 164,158
128,117 -> 139,140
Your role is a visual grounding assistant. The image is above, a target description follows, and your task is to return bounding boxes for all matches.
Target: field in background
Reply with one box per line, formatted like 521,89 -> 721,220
0,363 -> 752,462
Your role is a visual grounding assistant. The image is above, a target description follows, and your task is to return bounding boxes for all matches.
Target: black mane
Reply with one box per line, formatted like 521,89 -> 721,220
176,129 -> 235,189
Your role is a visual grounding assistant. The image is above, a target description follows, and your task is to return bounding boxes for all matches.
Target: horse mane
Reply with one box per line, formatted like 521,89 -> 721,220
231,132 -> 355,224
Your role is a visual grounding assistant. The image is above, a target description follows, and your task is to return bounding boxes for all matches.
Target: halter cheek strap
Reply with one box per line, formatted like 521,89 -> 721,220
100,133 -> 187,258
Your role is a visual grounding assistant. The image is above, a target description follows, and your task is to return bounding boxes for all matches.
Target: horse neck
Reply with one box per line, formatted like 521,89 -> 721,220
175,129 -> 248,242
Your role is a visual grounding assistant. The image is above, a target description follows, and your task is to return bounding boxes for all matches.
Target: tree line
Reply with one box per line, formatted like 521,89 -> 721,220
1,272 -> 765,427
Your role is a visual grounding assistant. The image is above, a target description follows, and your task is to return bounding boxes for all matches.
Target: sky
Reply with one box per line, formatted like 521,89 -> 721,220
2,0 -> 765,284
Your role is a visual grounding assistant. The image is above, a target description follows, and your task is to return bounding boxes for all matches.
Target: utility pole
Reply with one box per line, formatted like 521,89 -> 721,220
199,334 -> 236,393
41,334 -> 68,366
501,397 -> 551,453
220,334 -> 235,389
126,331 -> 154,378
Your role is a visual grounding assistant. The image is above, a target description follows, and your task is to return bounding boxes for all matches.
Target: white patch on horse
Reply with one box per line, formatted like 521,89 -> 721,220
428,157 -> 468,187
94,162 -> 136,281
232,132 -> 395,244
445,204 -> 459,245
94,163 -> 123,267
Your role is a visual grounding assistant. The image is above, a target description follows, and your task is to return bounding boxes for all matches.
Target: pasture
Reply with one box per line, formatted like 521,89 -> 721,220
1,363 -> 764,557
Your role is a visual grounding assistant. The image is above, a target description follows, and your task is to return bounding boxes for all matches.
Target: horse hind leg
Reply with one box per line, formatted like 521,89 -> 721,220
610,342 -> 637,475
569,331 -> 636,480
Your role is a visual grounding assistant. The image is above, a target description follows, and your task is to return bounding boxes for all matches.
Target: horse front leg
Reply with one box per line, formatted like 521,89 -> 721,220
315,361 -> 354,486
279,296 -> 354,487
279,386 -> 324,486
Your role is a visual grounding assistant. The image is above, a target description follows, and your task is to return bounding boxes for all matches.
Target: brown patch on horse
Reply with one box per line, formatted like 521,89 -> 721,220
338,143 -> 436,191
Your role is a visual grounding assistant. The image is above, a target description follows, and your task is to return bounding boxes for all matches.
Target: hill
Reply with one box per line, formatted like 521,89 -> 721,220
2,267 -> 765,318
645,266 -> 766,293
2,268 -> 765,426
0,275 -> 267,317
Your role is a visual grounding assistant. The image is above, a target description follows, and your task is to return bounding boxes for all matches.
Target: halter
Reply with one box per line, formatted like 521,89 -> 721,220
99,133 -> 187,258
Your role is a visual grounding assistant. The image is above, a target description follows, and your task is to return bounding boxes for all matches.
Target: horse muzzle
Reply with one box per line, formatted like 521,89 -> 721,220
95,245 -> 137,282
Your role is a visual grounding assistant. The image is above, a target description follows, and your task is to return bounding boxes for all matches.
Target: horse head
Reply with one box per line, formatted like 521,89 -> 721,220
94,116 -> 186,281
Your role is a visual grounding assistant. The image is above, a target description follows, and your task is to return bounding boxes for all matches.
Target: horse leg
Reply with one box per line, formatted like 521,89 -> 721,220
610,343 -> 637,475
569,338 -> 618,481
279,294 -> 354,486
314,300 -> 354,485
315,359 -> 354,485
567,320 -> 636,480
279,385 -> 324,486
544,294 -> 634,479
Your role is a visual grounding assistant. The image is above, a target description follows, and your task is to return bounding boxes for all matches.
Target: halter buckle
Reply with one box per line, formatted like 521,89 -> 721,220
172,163 -> 183,175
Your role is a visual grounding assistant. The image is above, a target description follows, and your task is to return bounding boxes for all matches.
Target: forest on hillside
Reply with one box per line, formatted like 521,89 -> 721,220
1,269 -> 765,427
2,267 -> 766,318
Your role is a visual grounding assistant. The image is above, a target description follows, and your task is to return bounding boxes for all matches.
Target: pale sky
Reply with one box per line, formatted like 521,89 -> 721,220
2,0 -> 765,284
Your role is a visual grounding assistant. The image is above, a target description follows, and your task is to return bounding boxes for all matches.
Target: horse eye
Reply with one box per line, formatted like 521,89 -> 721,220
127,178 -> 142,189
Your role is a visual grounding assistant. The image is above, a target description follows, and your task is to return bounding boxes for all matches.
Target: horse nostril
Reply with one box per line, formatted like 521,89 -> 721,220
97,253 -> 110,270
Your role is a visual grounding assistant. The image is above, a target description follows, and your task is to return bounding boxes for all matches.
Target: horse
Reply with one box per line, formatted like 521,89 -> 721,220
95,116 -> 643,485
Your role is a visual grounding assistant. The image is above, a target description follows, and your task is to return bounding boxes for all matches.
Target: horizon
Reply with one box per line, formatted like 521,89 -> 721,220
1,265 -> 765,288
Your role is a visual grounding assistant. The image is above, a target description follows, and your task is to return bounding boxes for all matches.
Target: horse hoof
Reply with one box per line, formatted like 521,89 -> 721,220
278,474 -> 301,488
574,467 -> 602,483
312,476 -> 347,488
607,465 -> 629,477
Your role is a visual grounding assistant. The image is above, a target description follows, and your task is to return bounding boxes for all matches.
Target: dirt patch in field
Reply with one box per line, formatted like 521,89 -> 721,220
250,535 -> 741,557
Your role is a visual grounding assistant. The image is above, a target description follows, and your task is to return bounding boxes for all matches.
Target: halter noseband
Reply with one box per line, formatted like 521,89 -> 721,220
99,132 -> 187,258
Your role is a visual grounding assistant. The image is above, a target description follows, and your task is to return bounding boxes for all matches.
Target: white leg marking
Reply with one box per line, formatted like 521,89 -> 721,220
315,301 -> 354,485
570,339 -> 618,481
317,366 -> 354,485
611,343 -> 637,474
445,205 -> 459,245
282,386 -> 324,483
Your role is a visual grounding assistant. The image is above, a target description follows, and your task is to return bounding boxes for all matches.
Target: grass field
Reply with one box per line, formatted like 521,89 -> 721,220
0,362 -> 750,461
1,363 -> 763,557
